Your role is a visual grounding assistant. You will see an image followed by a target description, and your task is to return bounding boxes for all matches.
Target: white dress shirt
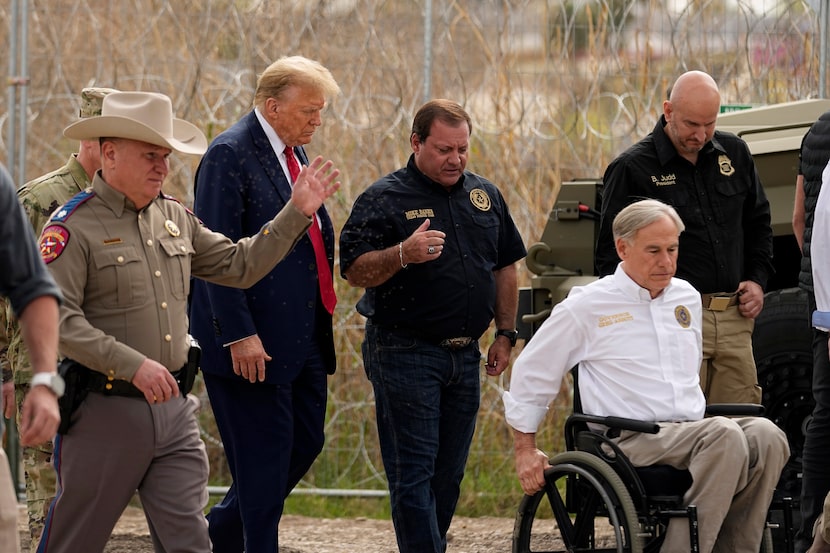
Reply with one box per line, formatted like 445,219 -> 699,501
254,107 -> 291,179
503,264 -> 706,434
812,159 -> 830,330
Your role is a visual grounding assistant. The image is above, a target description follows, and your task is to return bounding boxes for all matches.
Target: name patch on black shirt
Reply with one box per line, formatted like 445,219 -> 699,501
405,209 -> 434,220
651,174 -> 676,186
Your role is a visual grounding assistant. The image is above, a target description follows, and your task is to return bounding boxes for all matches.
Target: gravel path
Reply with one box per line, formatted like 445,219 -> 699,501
19,505 -> 518,552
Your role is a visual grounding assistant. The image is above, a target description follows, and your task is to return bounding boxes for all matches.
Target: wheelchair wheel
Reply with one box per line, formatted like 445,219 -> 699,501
513,451 -> 643,553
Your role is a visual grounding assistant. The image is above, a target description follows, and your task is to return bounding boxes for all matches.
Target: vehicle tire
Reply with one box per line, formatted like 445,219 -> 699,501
513,451 -> 643,553
753,287 -> 814,547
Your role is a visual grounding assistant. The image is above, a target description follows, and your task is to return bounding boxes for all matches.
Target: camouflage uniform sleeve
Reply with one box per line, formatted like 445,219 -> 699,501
0,299 -> 10,384
19,189 -> 60,239
5,297 -> 29,384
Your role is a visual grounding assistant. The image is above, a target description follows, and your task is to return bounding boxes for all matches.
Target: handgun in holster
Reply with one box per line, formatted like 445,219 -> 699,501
57,358 -> 90,435
177,335 -> 201,397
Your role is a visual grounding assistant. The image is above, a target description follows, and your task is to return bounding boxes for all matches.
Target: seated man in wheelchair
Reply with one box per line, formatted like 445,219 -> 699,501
503,199 -> 790,553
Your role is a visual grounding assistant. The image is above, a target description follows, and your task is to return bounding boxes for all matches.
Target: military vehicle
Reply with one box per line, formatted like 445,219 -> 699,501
517,98 -> 830,506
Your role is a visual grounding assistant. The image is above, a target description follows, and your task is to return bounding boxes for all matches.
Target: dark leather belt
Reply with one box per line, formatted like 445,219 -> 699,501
700,292 -> 739,311
377,324 -> 475,350
87,367 -> 182,398
439,337 -> 474,350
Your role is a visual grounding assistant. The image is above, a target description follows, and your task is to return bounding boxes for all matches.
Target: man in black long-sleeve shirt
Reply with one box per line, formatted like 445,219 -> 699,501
596,70 -> 773,405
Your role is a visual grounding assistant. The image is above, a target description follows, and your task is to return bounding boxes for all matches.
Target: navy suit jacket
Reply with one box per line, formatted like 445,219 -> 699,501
189,111 -> 336,384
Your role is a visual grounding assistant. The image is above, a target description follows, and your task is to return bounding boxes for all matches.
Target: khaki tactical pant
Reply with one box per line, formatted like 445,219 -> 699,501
699,305 -> 763,404
614,416 -> 788,553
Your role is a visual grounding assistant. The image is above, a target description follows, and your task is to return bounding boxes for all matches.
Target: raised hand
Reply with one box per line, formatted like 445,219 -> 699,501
290,156 -> 341,217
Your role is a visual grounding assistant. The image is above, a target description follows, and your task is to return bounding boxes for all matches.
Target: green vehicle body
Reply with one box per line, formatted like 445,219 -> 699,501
517,98 -> 830,504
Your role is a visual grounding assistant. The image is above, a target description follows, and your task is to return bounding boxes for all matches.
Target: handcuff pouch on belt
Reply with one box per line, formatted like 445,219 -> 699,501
57,358 -> 91,435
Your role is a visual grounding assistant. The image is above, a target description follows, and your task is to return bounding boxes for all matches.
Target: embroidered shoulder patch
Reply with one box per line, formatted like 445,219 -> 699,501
40,225 -> 70,264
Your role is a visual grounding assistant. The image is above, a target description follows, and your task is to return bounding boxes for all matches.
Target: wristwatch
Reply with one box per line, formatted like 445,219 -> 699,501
495,329 -> 519,347
30,372 -> 65,398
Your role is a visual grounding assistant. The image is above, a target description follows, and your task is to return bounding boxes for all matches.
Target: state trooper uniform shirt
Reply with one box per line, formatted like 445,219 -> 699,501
340,154 -> 526,342
596,115 -> 774,294
40,173 -> 310,383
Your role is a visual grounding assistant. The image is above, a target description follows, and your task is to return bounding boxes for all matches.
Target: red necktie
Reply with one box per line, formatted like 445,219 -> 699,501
284,146 -> 337,314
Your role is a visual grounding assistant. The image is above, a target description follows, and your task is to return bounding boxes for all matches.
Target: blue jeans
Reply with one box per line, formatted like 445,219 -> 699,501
362,322 -> 481,553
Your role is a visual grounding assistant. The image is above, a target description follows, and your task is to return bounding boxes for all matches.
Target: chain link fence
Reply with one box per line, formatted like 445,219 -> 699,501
2,0 -> 823,514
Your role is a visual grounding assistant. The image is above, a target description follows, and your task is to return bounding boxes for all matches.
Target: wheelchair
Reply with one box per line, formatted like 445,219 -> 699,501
512,371 -> 795,553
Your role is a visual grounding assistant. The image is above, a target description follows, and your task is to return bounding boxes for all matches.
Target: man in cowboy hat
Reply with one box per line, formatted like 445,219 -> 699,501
34,90 -> 341,553
2,86 -> 117,547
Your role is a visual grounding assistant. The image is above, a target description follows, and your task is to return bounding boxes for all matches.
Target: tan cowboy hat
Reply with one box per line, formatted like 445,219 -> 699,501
64,91 -> 207,155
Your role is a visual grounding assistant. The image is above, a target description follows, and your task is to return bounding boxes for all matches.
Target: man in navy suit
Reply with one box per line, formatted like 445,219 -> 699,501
189,55 -> 341,553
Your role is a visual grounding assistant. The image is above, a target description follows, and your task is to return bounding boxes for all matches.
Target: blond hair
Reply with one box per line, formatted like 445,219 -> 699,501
253,56 -> 340,109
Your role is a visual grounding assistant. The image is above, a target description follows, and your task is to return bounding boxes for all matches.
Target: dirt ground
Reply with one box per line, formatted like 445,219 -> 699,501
18,504 -> 517,552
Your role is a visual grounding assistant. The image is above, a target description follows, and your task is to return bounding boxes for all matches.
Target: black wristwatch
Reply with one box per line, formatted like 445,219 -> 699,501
495,329 -> 519,347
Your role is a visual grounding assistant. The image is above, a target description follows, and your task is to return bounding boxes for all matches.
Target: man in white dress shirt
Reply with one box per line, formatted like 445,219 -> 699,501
504,199 -> 789,553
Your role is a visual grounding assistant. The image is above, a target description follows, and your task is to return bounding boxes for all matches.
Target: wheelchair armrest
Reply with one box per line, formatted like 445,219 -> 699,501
706,403 -> 765,417
570,413 -> 660,434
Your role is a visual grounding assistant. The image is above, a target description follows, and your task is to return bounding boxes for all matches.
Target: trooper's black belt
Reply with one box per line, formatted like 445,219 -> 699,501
86,367 -> 183,398
58,359 -> 194,435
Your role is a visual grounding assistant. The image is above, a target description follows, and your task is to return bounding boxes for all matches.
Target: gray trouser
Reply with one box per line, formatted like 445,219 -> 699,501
615,416 -> 789,553
38,392 -> 210,553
